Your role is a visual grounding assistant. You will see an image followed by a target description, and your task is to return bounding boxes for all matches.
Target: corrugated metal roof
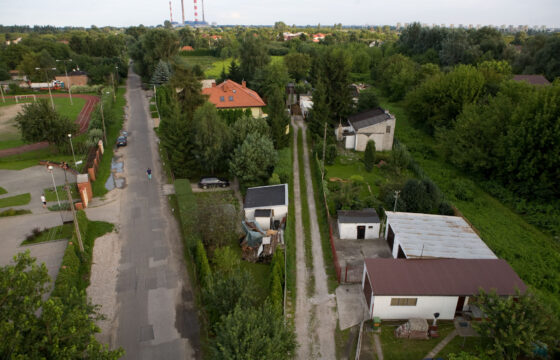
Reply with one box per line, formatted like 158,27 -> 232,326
338,208 -> 380,224
348,108 -> 391,130
364,258 -> 526,296
385,212 -> 496,259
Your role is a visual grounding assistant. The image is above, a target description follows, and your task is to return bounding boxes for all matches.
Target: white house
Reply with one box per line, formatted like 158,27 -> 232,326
384,212 -> 497,259
362,258 -> 526,320
336,108 -> 396,151
244,184 -> 288,230
337,208 -> 380,239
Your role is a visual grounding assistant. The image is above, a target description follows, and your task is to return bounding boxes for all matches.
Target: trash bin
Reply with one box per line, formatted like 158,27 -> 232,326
373,317 -> 381,327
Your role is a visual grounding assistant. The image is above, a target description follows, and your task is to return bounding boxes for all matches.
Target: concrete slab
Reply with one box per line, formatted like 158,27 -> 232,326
336,284 -> 369,331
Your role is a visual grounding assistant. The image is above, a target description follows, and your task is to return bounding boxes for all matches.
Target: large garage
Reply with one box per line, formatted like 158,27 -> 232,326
384,212 -> 497,259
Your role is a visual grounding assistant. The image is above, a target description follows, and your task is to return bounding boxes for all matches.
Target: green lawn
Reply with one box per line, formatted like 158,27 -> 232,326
0,193 -> 31,208
176,55 -> 285,79
0,208 -> 31,217
0,186 -> 6,195
44,184 -> 80,202
379,97 -> 560,313
437,335 -> 485,359
22,223 -> 74,245
378,321 -> 456,360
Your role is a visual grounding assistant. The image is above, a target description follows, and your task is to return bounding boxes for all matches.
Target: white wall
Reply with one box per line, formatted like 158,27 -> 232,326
245,205 -> 288,223
338,222 -> 379,239
371,295 -> 458,320
255,216 -> 272,231
354,117 -> 396,152
344,134 -> 355,149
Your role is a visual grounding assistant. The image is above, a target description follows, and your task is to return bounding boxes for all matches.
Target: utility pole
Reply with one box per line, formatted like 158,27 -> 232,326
56,59 -> 73,105
35,67 -> 57,110
0,84 -> 5,103
65,179 -> 84,252
321,122 -> 327,181
393,190 -> 401,212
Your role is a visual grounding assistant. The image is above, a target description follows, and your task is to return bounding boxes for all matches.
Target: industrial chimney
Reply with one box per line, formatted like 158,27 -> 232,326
169,1 -> 173,23
181,0 -> 185,25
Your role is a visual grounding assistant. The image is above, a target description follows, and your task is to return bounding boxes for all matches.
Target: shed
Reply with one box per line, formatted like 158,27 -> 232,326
362,258 -> 526,320
384,212 -> 496,259
244,184 -> 288,227
337,208 -> 380,239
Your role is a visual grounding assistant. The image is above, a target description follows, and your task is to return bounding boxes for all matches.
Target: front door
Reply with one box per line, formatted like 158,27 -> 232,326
357,226 -> 366,239
456,296 -> 466,313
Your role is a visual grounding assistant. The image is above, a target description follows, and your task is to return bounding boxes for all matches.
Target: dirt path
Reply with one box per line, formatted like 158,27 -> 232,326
300,120 -> 337,359
0,94 -> 99,158
292,121 -> 311,359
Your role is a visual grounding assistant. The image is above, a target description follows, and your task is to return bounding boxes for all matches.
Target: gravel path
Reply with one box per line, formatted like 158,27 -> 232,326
300,121 -> 337,359
292,121 -> 311,359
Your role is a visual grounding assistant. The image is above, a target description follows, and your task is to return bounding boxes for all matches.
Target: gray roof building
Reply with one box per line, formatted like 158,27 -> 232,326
244,184 -> 288,208
337,208 -> 380,223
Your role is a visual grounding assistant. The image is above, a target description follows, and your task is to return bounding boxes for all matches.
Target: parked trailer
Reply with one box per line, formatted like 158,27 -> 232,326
26,80 -> 64,90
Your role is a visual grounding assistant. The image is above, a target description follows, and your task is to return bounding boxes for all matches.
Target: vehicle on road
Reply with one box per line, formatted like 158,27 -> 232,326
120,130 -> 129,137
198,177 -> 229,189
116,136 -> 127,147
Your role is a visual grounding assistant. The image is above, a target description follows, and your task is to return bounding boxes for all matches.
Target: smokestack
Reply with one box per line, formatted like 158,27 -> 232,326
193,0 -> 198,22
169,1 -> 173,23
201,0 -> 205,22
181,0 -> 185,25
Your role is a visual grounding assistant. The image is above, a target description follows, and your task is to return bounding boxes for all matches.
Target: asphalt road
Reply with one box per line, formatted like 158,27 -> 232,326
113,68 -> 200,359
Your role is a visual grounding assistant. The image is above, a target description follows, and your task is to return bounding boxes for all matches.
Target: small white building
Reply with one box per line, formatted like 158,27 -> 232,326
337,208 -> 380,239
384,212 -> 497,259
244,184 -> 288,230
362,258 -> 526,320
299,95 -> 313,119
336,108 -> 396,151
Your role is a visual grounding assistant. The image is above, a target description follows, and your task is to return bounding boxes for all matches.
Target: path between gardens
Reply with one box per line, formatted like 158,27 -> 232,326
0,94 -> 99,158
292,118 -> 337,360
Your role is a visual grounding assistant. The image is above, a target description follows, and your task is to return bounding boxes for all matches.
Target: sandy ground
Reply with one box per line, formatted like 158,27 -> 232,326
0,103 -> 24,137
88,231 -> 121,344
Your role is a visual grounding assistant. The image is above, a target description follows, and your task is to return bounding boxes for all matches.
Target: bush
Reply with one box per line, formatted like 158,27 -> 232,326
52,242 -> 81,297
364,140 -> 376,172
392,140 -> 411,171
450,178 -> 476,201
70,85 -> 103,93
268,173 -> 281,185
269,249 -> 285,315
194,240 -> 211,286
0,208 -> 31,217
438,201 -> 455,215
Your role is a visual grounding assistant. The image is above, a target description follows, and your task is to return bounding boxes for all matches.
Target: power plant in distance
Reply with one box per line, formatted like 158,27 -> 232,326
168,0 -> 209,27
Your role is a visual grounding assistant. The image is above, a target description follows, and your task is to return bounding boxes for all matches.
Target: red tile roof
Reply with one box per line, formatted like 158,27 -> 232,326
202,80 -> 266,109
513,74 -> 550,86
180,45 -> 194,51
364,258 -> 526,296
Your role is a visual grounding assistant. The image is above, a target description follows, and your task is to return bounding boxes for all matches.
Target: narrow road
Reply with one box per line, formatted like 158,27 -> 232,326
112,68 -> 199,359
300,121 -> 337,359
292,118 -> 337,359
292,121 -> 311,359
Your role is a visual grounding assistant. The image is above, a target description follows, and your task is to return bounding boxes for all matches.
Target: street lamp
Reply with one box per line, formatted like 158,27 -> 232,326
47,165 -> 62,210
56,59 -> 73,105
68,134 -> 77,167
35,67 -> 57,110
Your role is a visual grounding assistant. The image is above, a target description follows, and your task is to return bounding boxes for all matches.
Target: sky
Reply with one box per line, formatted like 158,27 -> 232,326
0,0 -> 558,28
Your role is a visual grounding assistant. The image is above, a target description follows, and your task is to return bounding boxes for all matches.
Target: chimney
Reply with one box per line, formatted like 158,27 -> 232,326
242,80 -> 246,88
181,0 -> 185,25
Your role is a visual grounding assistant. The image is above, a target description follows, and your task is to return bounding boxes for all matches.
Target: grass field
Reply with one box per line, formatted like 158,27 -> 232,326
44,184 -> 80,202
0,186 -> 6,195
176,55 -> 285,79
379,97 -> 560,313
0,146 -> 84,170
0,192 -> 31,208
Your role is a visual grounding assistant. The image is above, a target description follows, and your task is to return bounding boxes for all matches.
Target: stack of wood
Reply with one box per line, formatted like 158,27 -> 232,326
394,318 -> 429,339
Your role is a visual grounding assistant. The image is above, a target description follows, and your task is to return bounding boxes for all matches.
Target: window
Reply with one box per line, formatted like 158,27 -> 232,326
390,298 -> 417,306
228,96 -> 234,101
386,125 -> 391,133
368,226 -> 373,229
219,96 -> 225,102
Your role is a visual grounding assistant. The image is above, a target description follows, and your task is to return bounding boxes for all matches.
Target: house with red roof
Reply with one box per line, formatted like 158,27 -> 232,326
202,80 -> 266,118
180,45 -> 194,52
312,33 -> 326,42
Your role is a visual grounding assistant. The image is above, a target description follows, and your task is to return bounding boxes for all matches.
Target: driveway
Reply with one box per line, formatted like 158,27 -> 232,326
0,165 -> 77,279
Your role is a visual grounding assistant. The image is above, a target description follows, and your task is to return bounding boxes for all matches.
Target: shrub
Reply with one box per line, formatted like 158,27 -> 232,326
451,178 -> 476,201
194,240 -> 211,286
325,144 -> 337,165
438,201 -> 455,215
392,141 -> 411,171
0,208 -> 30,217
364,140 -> 376,172
268,173 -> 281,185
269,249 -> 285,315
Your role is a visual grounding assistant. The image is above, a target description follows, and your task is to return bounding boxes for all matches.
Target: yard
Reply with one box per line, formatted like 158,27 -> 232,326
0,192 -> 31,208
175,55 -> 285,79
379,98 -> 560,313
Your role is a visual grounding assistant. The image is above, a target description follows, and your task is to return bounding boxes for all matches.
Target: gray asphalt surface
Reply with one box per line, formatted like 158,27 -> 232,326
113,68 -> 199,359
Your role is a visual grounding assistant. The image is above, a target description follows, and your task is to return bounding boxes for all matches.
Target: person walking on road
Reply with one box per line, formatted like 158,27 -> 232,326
146,168 -> 152,180
41,194 -> 47,208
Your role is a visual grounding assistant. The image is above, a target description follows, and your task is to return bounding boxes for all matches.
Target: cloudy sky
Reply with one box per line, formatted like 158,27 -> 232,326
0,0 -> 558,28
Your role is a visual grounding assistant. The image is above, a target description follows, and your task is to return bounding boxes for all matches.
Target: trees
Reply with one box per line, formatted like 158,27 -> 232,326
130,28 -> 179,79
231,115 -> 270,149
356,87 -> 380,113
377,54 -> 419,101
0,252 -> 123,359
192,102 -> 231,174
363,140 -> 376,172
400,179 -> 442,214
229,133 -> 277,186
170,65 -> 207,119
472,290 -> 560,360
15,99 -> 77,148
210,304 -> 297,360
197,194 -> 240,250
239,33 -> 270,83
283,52 -> 311,82
151,60 -> 171,85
